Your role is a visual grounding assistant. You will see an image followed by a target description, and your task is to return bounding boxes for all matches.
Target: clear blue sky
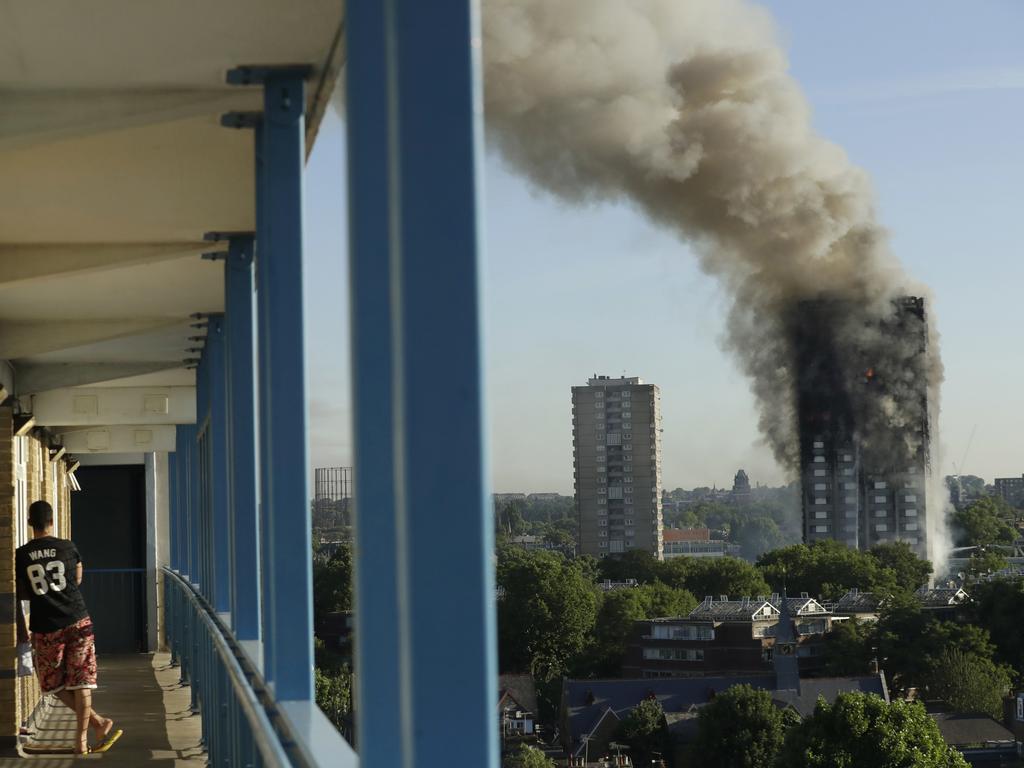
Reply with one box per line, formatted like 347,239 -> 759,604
303,1 -> 1024,493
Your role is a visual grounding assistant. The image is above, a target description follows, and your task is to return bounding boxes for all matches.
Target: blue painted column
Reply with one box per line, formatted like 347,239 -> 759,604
228,65 -> 314,701
182,424 -> 196,581
347,1 -> 497,765
223,234 -> 261,642
205,315 -> 231,614
182,421 -> 195,581
195,346 -> 210,595
218,113 -> 274,675
345,2 -> 401,761
254,124 -> 275,680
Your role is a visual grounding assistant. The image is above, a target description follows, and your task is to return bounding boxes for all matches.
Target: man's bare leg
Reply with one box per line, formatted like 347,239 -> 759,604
54,689 -> 112,742
72,689 -> 93,754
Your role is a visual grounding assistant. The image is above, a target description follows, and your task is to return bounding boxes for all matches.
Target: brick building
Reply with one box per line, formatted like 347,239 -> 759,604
623,594 -> 833,678
0,405 -> 76,744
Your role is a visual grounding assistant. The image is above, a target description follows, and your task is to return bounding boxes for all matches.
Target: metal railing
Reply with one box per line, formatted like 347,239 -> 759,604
81,568 -> 147,653
163,567 -> 296,768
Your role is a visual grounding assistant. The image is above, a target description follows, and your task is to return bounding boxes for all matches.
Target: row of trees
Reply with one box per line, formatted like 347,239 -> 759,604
664,491 -> 803,560
312,542 -> 354,732
599,538 -> 933,600
497,488 -> 1022,569
496,533 -> 1024,733
690,686 -> 968,768
545,686 -> 969,767
821,594 -> 1014,718
497,539 -> 940,690
952,495 -> 1018,546
495,497 -> 578,554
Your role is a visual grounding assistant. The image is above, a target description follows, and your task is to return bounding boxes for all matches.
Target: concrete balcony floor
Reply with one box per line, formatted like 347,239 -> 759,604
1,653 -> 204,765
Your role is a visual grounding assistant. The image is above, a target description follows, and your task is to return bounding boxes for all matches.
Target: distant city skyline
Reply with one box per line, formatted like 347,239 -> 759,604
302,1 -> 1024,495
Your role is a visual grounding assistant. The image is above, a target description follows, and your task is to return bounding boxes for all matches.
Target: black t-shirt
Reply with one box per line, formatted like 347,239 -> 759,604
15,536 -> 90,633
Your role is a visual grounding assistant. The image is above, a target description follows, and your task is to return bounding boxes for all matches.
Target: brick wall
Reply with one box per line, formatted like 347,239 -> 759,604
0,414 -> 75,746
0,407 -> 17,744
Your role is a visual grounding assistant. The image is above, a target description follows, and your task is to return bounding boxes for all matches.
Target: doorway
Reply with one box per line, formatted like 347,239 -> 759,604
70,465 -> 148,653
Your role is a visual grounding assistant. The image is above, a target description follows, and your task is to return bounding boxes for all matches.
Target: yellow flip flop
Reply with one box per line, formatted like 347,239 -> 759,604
90,728 -> 123,754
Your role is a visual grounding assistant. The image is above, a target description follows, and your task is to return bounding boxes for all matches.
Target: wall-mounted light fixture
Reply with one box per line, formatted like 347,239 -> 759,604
14,415 -> 35,436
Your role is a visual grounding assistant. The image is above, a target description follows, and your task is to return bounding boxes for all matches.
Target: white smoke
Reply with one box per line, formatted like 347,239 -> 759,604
480,0 -> 949,565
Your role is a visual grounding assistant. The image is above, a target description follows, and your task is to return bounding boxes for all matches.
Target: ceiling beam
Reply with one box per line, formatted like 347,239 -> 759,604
16,361 -> 186,394
0,88 -> 260,151
0,318 -> 188,359
31,386 -> 196,427
58,424 -> 177,454
0,242 -> 205,286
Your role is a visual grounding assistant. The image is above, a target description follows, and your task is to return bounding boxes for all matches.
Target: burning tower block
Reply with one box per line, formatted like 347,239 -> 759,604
793,297 -> 930,557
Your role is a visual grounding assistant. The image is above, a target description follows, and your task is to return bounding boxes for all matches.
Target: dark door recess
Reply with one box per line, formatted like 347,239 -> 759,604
71,465 -> 148,653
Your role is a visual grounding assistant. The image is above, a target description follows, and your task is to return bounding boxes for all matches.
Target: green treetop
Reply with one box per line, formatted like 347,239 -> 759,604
778,693 -> 968,768
690,684 -> 799,768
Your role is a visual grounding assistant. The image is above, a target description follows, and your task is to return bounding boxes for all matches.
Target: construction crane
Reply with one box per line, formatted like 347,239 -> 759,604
950,424 -> 977,507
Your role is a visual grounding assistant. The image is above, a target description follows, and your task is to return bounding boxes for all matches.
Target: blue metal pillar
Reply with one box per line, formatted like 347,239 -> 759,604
174,426 -> 185,577
205,315 -> 231,614
347,1 -> 497,765
227,64 -> 314,701
184,423 -> 198,584
219,111 -> 274,678
254,121 -> 274,683
182,424 -> 195,581
345,2 -> 400,761
218,234 -> 261,642
195,341 -> 210,595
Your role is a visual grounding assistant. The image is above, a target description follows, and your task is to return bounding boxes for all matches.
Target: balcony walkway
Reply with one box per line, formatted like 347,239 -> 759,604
1,653 -> 204,765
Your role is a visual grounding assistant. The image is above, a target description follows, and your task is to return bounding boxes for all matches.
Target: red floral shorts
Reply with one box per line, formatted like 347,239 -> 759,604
31,618 -> 98,693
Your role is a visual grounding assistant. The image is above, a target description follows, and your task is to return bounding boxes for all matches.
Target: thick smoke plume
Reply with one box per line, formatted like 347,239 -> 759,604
481,0 -> 949,565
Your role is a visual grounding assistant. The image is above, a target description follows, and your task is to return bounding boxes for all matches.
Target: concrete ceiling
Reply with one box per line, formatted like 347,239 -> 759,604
0,0 -> 344,435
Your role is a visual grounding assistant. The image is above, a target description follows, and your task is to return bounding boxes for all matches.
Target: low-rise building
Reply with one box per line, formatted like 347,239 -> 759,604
508,534 -> 556,552
930,712 -> 1017,765
498,674 -> 539,740
994,476 -> 1024,508
828,586 -> 969,623
494,493 -> 528,503
661,527 -> 740,559
623,594 -> 833,678
598,578 -> 640,592
830,589 -> 887,622
915,586 -> 970,619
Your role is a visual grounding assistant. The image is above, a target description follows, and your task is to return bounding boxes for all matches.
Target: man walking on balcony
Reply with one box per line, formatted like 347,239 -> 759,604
15,500 -> 119,755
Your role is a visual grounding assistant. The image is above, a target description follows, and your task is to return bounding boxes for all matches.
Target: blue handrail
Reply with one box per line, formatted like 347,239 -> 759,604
164,567 -> 307,767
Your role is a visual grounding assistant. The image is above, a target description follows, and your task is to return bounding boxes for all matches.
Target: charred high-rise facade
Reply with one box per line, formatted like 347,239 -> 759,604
794,297 -> 930,557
